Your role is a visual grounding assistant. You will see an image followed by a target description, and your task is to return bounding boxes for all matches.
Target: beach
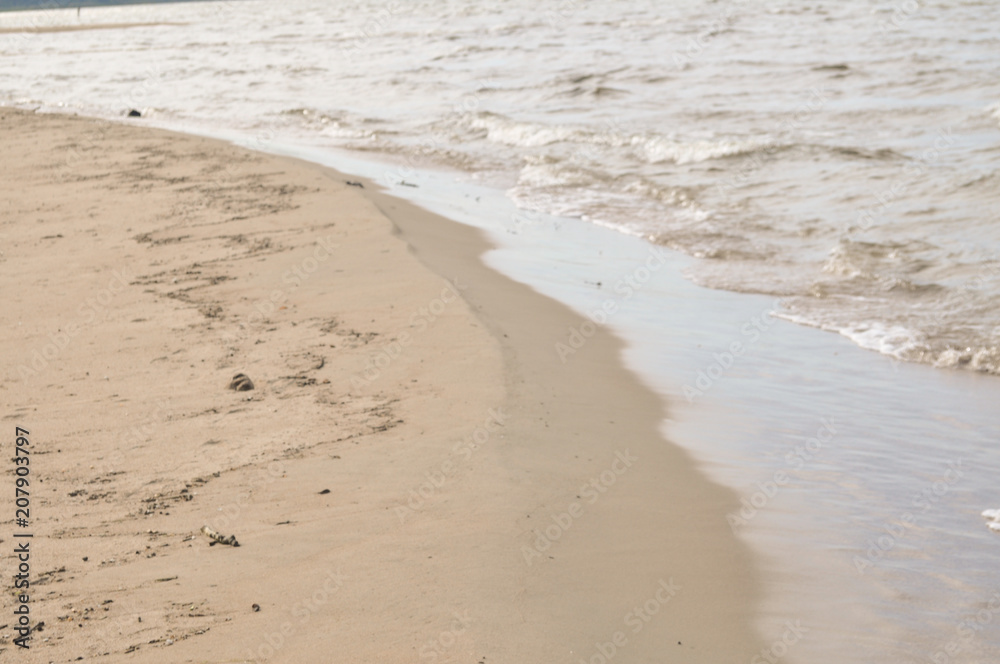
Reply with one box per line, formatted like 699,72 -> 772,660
1,107 -> 760,661
4,0 -> 1000,659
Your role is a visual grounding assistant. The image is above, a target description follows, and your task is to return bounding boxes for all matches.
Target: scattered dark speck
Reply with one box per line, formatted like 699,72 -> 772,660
318,489 -> 330,495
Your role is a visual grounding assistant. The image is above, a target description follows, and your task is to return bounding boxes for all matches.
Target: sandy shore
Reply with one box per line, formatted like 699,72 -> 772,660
1,108 -> 761,662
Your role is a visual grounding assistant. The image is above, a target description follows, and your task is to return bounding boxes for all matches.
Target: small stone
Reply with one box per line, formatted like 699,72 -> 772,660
252,603 -> 260,612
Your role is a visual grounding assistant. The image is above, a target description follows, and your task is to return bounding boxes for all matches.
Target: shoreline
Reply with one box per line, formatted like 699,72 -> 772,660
1,107 -> 761,661
362,170 -> 764,661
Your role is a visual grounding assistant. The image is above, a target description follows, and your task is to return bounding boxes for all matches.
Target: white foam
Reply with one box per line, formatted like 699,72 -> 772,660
465,113 -> 581,147
776,313 -> 927,360
841,322 -> 930,358
460,112 -> 771,166
989,102 -> 1000,126
515,161 -> 596,188
633,134 -> 774,165
983,509 -> 1000,533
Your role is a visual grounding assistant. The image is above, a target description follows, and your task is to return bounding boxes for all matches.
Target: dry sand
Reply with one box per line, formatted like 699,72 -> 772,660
1,108 -> 762,662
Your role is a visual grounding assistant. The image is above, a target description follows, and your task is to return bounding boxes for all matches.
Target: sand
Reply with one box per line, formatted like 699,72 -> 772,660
0,108 -> 761,662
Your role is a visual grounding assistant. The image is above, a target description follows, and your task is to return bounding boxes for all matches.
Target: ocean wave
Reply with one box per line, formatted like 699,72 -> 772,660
277,107 -> 394,141
837,321 -> 928,359
775,298 -> 1000,375
631,134 -> 778,165
453,112 -> 781,165
515,160 -> 601,188
460,112 -> 581,147
933,346 -> 1000,373
821,239 -> 938,281
621,179 -> 702,208
280,107 -> 346,124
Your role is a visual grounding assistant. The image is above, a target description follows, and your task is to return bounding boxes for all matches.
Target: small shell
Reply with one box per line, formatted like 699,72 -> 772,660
228,373 -> 254,391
